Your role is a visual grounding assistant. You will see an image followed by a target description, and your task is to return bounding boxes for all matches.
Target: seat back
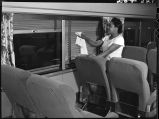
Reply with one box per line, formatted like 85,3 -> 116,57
147,41 -> 156,51
26,74 -> 83,118
107,57 -> 150,112
146,48 -> 157,91
75,55 -> 111,101
1,91 -> 12,118
122,46 -> 147,63
1,65 -> 40,115
147,48 -> 157,74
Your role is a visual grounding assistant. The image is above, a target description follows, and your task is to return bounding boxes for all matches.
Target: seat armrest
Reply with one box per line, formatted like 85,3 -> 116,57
145,90 -> 156,118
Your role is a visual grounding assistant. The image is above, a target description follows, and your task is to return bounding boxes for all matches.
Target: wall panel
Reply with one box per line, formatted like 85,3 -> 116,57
2,2 -> 156,19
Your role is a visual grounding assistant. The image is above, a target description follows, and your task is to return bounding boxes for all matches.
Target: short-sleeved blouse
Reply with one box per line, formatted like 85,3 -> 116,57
101,34 -> 125,59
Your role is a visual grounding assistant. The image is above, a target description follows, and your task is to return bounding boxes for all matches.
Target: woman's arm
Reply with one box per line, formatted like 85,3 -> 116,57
76,32 -> 103,47
97,43 -> 121,58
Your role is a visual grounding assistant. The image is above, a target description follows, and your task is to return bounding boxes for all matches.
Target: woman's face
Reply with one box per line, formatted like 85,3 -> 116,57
108,22 -> 114,33
107,22 -> 117,35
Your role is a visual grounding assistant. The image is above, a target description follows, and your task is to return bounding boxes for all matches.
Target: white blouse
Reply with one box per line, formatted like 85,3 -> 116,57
101,34 -> 125,59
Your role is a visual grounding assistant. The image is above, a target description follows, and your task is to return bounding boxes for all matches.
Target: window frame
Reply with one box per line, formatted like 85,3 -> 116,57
13,13 -> 63,73
4,2 -> 156,74
13,13 -> 100,74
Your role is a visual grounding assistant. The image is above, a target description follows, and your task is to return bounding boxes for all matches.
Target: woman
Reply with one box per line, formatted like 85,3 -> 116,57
76,17 -> 125,60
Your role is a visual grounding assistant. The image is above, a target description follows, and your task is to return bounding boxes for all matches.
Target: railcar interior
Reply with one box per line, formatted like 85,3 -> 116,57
1,1 -> 158,118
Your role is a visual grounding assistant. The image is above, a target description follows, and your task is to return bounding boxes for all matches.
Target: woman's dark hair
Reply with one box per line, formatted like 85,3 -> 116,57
96,17 -> 105,55
111,17 -> 123,34
96,17 -> 105,40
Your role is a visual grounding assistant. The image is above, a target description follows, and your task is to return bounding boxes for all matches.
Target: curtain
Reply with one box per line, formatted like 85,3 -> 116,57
1,13 -> 15,66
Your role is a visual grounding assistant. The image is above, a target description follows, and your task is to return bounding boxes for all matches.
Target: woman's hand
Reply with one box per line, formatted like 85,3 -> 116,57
75,32 -> 82,37
75,32 -> 87,39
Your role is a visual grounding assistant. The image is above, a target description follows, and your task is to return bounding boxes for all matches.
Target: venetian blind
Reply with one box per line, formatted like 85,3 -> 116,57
65,20 -> 99,64
13,13 -> 61,33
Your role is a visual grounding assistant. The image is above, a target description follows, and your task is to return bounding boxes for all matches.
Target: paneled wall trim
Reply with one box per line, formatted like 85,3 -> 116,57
2,2 -> 157,19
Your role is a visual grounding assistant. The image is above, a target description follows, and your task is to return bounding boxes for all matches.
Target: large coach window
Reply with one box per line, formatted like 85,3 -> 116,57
13,13 -> 62,73
64,17 -> 101,69
13,13 -> 101,73
124,18 -> 155,47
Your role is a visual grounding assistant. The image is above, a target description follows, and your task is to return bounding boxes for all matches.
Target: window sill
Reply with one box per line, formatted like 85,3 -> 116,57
43,68 -> 76,78
28,65 -> 61,75
29,65 -> 76,77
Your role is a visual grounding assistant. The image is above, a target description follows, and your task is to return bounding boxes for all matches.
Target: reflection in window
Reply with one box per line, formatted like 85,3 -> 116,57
13,13 -> 62,72
14,33 -> 62,71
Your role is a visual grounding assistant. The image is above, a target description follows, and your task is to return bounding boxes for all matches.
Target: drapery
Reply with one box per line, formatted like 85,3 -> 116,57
1,13 -> 15,66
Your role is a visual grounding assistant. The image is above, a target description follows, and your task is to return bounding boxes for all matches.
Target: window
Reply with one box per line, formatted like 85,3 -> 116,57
124,18 -> 155,47
64,17 -> 102,68
124,18 -> 140,46
13,13 -> 62,73
13,13 -> 101,73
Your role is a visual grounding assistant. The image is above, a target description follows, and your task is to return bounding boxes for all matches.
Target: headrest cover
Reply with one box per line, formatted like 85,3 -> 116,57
122,46 -> 147,63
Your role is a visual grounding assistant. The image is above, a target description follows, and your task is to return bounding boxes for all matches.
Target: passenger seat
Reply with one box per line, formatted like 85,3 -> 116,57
107,57 -> 157,118
1,65 -> 44,118
147,48 -> 157,91
26,73 -> 103,118
75,55 -> 112,116
122,45 -> 147,63
146,41 -> 156,51
1,91 -> 12,118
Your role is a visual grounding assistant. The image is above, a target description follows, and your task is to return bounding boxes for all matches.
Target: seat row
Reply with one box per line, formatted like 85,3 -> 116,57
75,45 -> 157,118
1,64 -> 107,118
122,45 -> 157,91
1,45 -> 157,118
